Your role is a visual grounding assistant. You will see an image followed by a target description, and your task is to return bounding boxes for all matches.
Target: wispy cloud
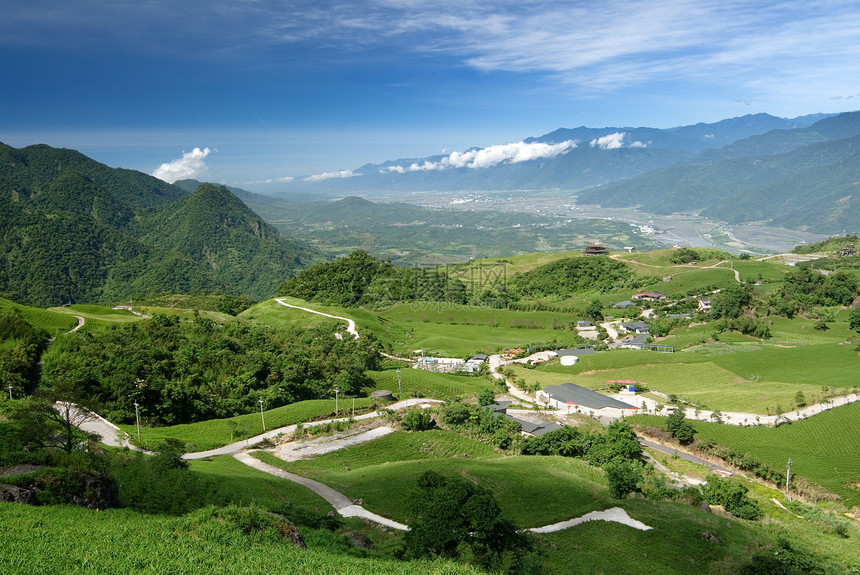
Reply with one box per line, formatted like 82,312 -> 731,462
152,147 -> 212,183
384,140 -> 576,172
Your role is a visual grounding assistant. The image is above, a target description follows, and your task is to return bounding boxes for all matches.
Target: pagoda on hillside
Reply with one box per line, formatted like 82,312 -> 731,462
583,241 -> 609,256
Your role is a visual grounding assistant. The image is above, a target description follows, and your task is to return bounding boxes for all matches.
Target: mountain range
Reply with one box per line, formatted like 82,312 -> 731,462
281,111 -> 859,234
0,143 -> 322,306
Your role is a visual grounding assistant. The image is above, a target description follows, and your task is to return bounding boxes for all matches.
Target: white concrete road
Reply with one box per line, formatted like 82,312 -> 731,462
275,298 -> 359,339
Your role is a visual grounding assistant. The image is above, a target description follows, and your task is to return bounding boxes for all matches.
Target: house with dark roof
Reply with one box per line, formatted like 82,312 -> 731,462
576,320 -> 593,328
619,321 -> 649,334
537,382 -> 639,414
507,418 -> 564,437
612,300 -> 637,309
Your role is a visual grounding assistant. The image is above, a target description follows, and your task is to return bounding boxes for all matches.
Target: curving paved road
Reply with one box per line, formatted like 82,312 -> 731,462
275,298 -> 359,339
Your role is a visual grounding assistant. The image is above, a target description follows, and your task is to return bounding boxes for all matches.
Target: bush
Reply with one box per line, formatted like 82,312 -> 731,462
604,460 -> 643,499
402,408 -> 432,431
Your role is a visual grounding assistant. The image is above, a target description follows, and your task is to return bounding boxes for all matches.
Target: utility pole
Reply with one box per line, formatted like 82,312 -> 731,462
7,384 -> 12,400
786,458 -> 792,497
259,399 -> 266,432
352,397 -> 355,419
334,389 -> 339,417
133,401 -> 141,442
396,368 -> 402,398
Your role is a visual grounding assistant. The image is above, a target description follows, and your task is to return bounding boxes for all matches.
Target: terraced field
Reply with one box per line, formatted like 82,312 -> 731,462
691,402 -> 860,507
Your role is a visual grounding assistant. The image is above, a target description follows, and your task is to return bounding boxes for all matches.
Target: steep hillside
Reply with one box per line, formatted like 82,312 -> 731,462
576,113 -> 860,233
0,143 -> 322,305
135,183 -> 323,299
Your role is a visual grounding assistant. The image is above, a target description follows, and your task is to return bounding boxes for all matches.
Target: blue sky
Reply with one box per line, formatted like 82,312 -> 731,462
2,0 -> 860,190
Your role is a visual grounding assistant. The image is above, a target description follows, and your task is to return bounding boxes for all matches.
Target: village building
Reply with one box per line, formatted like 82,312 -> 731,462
619,321 -> 649,334
697,298 -> 712,313
536,382 -> 640,418
632,292 -> 666,301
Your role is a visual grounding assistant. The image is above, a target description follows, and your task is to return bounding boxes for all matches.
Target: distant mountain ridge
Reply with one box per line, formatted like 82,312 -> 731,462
0,143 -> 322,306
277,112 -> 832,196
577,112 -> 860,233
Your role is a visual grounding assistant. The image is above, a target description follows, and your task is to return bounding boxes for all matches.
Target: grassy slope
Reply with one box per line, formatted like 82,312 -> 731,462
121,398 -> 378,452
691,402 -> 860,507
510,337 -> 859,413
253,428 -> 859,575
0,297 -> 78,335
0,503 -> 479,575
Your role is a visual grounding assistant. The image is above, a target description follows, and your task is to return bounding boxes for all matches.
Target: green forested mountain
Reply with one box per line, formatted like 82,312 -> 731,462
576,113 -> 860,233
133,183 -> 322,299
0,143 -> 322,306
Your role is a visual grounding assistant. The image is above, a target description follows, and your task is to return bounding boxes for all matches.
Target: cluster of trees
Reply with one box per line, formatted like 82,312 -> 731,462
510,256 -> 638,298
279,250 -> 644,311
0,310 -> 49,397
403,470 -> 535,573
520,421 -> 644,499
769,267 -> 859,318
278,250 -> 467,307
41,314 -> 380,425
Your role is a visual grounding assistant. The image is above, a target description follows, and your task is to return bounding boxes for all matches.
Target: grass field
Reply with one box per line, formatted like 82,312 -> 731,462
367,368 -> 494,402
121,398 -> 379,452
510,340 -> 859,413
0,297 -> 78,335
0,503 -> 479,575
187,454 -> 333,514
689,402 -> 860,508
257,429 -> 612,527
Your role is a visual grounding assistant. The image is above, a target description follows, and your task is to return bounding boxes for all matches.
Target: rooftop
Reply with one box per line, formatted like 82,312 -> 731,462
542,383 -> 638,411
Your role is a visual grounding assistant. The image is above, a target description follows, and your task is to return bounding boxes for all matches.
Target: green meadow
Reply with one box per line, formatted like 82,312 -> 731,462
258,429 -> 614,527
510,339 -> 859,413
366,368 -> 493,402
0,297 -> 79,335
121,398 -> 379,452
691,402 -> 860,508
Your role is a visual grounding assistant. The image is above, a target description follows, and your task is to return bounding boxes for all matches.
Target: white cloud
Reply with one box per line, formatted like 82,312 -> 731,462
385,140 -> 576,172
305,169 -> 357,182
589,132 -> 646,150
152,147 -> 212,183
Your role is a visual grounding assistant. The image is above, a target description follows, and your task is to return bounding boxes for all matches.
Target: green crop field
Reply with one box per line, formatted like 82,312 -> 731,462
257,429 -> 611,527
0,503 -> 479,575
691,402 -> 860,508
510,340 -> 859,413
121,398 -> 379,452
0,297 -> 78,335
638,267 -> 738,295
367,368 -> 493,401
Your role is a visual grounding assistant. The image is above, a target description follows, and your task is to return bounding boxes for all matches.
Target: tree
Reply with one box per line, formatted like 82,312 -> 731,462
402,408 -> 432,431
849,308 -> 860,333
604,460 -> 643,499
586,299 -> 604,322
404,471 -> 532,570
666,408 -> 695,444
477,388 -> 496,407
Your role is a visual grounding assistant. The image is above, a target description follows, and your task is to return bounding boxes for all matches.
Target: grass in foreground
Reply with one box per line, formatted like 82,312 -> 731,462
0,503 -> 479,575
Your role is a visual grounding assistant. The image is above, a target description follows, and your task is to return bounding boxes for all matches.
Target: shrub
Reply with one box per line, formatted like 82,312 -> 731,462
402,408 -> 432,431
